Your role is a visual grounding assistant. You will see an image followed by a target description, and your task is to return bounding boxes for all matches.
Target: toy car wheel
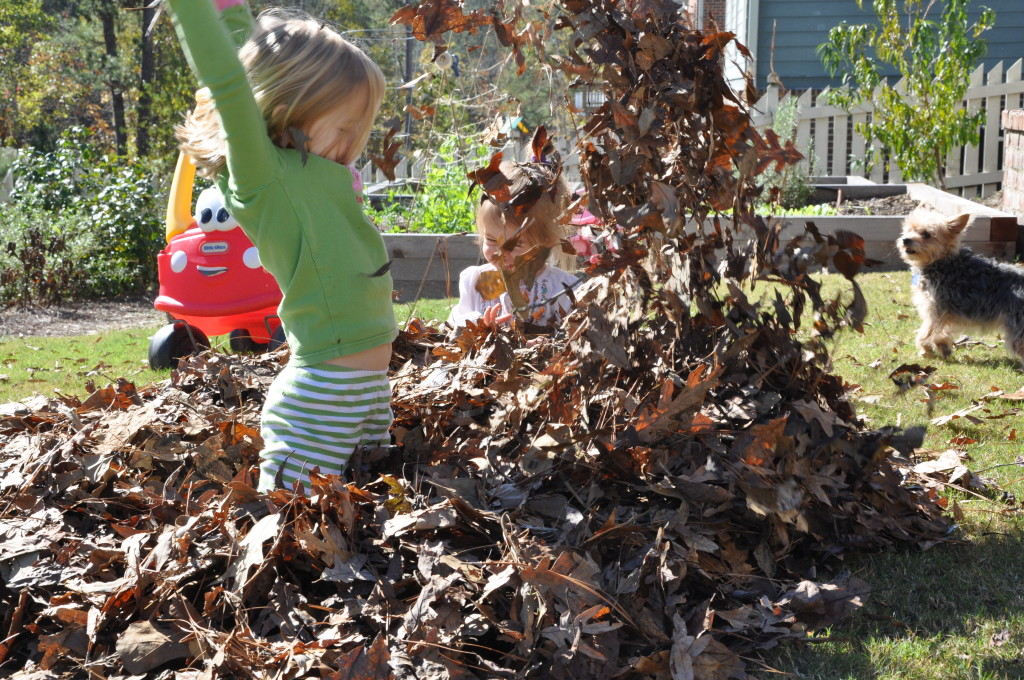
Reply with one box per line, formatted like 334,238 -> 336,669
229,329 -> 269,354
148,322 -> 210,370
268,324 -> 287,351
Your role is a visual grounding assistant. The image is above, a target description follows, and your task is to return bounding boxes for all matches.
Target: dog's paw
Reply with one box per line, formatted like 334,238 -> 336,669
917,342 -> 952,358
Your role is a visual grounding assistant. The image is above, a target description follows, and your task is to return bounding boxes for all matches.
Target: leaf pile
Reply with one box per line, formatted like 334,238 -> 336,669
0,329 -> 951,679
0,0 -> 960,677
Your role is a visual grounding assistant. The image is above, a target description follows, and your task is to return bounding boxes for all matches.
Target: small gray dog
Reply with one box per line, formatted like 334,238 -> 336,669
897,208 -> 1024,362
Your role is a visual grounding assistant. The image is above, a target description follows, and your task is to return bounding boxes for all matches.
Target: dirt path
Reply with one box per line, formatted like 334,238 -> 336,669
0,295 -> 165,338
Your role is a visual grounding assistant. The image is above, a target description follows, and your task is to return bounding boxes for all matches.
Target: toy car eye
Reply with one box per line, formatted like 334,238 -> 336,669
170,250 -> 188,273
212,209 -> 240,232
200,208 -> 213,225
243,246 -> 262,269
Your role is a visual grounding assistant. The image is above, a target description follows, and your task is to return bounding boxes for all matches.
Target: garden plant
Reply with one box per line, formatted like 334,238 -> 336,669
1,127 -> 165,305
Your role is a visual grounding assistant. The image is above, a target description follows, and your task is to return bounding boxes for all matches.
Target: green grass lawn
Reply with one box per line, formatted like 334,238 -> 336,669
0,297 -> 457,404
751,271 -> 1024,679
4,276 -> 1024,678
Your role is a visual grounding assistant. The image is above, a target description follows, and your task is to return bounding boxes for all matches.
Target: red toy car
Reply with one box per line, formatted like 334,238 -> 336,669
148,152 -> 283,369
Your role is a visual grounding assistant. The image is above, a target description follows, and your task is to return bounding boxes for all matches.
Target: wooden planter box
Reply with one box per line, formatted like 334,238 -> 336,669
382,232 -> 480,302
776,178 -> 1021,270
381,180 -> 1022,302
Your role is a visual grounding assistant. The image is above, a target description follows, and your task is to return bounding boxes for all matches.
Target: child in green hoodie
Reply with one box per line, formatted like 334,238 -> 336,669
168,0 -> 397,490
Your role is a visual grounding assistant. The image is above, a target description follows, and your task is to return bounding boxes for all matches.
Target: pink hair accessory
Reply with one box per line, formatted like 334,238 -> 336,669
347,164 -> 364,203
213,0 -> 245,11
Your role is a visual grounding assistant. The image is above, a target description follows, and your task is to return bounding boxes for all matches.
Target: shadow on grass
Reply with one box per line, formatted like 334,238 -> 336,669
980,658 -> 1024,680
758,528 -> 1024,679
941,351 -> 1020,371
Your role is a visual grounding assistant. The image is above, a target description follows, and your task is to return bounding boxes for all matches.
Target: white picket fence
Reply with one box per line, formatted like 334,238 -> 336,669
751,59 -> 1024,198
355,155 -> 428,191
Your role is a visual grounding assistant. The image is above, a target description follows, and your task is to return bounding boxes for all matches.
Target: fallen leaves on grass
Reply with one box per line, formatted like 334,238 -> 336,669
0,305 -> 958,679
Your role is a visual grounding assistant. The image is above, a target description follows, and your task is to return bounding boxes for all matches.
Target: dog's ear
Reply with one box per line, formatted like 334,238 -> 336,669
946,213 -> 971,234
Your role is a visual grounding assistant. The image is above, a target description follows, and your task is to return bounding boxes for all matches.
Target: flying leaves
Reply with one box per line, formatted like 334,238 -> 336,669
370,126 -> 403,182
391,0 -> 490,61
475,268 -> 505,300
466,151 -> 510,202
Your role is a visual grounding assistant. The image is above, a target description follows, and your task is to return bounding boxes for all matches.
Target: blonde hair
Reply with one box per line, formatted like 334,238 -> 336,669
177,8 -> 385,176
476,159 -> 569,251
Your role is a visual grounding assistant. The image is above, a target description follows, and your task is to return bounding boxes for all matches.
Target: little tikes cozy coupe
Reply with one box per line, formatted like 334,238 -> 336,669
148,152 -> 283,369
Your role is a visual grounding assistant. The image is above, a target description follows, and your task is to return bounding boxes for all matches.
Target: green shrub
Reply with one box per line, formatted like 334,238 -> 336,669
0,204 -> 110,306
8,127 -> 164,297
368,135 -> 489,234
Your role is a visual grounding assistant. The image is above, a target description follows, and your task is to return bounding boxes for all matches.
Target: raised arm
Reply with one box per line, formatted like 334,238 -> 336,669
167,0 -> 277,193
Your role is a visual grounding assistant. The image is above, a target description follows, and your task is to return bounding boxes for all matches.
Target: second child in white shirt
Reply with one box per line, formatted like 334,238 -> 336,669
448,160 -> 579,328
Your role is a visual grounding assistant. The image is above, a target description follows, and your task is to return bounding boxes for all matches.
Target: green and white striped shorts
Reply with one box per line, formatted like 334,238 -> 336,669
257,362 -> 392,491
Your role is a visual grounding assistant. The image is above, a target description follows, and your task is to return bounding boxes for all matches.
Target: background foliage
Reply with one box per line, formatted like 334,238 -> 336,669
0,0 -> 574,301
2,127 -> 164,305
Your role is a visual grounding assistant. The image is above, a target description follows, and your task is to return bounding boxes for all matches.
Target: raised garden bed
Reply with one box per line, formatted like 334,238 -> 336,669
382,232 -> 480,302
382,179 -> 1022,303
778,177 -> 1021,269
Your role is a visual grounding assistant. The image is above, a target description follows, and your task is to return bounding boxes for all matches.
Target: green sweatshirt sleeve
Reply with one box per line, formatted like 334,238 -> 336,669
168,0 -> 278,193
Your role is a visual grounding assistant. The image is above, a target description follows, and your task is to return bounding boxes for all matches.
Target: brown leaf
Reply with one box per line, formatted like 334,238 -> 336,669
404,104 -> 436,120
115,622 -> 191,675
390,0 -> 489,45
467,152 -> 510,202
328,636 -> 393,679
370,126 -> 403,182
475,269 -> 506,300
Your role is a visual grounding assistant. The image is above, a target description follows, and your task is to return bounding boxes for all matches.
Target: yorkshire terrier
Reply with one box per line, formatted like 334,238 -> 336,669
897,208 -> 1024,363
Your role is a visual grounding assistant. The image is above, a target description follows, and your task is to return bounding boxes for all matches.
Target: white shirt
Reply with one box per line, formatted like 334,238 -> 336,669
448,263 -> 580,327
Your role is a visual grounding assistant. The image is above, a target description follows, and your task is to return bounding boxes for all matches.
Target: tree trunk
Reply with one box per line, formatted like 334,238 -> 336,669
100,1 -> 127,156
934,146 -> 947,191
136,3 -> 155,157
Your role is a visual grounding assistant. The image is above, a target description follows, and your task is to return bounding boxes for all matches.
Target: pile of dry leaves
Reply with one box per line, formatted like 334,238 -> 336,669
0,321 -> 959,680
0,0 -> 967,677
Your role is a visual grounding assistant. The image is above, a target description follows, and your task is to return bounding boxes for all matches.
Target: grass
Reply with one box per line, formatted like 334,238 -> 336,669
5,274 -> 1024,678
748,270 -> 1024,679
0,297 -> 457,404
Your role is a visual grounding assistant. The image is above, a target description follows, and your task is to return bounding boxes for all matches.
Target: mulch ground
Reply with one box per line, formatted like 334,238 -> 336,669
835,194 -> 922,215
0,295 -> 165,338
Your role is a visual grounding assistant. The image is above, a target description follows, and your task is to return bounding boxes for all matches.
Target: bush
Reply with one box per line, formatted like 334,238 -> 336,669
0,204 -> 107,306
8,127 -> 164,298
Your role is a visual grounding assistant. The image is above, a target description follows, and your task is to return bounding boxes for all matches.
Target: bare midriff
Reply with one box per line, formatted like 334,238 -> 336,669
324,342 -> 393,371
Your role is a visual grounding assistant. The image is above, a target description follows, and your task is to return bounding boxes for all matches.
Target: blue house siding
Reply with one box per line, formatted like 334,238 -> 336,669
754,0 -> 1024,91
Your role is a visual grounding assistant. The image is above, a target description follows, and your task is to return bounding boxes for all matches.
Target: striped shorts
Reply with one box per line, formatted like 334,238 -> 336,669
257,362 -> 393,491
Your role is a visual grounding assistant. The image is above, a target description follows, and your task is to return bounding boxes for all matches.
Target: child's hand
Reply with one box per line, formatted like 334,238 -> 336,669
482,303 -> 513,327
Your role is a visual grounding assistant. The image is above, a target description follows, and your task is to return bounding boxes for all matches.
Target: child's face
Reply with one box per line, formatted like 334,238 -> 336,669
478,202 -> 538,270
300,86 -> 369,166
